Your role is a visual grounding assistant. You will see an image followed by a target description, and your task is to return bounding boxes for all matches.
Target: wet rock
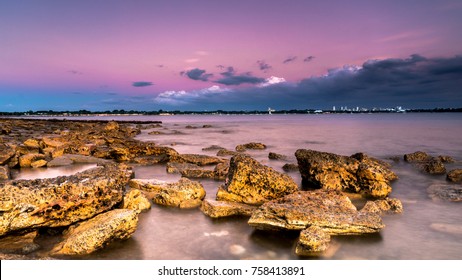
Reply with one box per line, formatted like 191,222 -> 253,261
172,154 -> 224,166
202,145 -> 225,151
148,130 -> 163,135
436,155 -> 455,163
122,189 -> 151,212
51,209 -> 138,255
46,156 -> 74,167
423,159 -> 446,175
447,169 -> 462,183
0,143 -> 15,165
295,149 -> 396,198
404,151 -> 432,162
216,155 -> 298,205
282,163 -> 299,172
104,121 -> 120,131
200,199 -> 258,218
0,165 -> 10,180
427,183 -> 462,202
0,164 -> 132,237
166,162 -> 216,179
236,142 -> 267,152
24,139 -> 41,149
31,159 -> 48,168
202,125 -> 213,128
268,152 -> 287,160
166,162 -> 201,174
248,190 -> 384,234
360,198 -> 403,215
217,149 -> 241,157
42,137 -> 68,149
19,153 -> 46,168
295,226 -> 331,256
213,161 -> 229,180
0,231 -> 40,255
129,178 -> 206,208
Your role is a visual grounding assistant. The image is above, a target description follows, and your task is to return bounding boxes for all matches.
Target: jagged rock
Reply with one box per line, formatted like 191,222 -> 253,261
202,145 -> 225,151
360,198 -> 403,215
428,183 -> 462,202
129,178 -> 206,208
0,231 -> 40,254
51,209 -> 138,255
24,139 -> 41,149
42,137 -> 67,149
31,159 -> 47,168
0,144 -> 15,165
268,152 -> 287,160
295,149 -> 397,198
19,153 -> 46,168
0,164 -> 132,237
295,226 -> 331,256
422,159 -> 446,175
122,189 -> 151,212
248,190 -> 384,234
104,121 -> 120,131
216,155 -> 298,205
213,161 -> 229,180
404,151 -> 432,162
282,163 -> 299,172
172,154 -> 224,166
0,165 -> 10,180
236,142 -> 267,152
437,155 -> 456,163
200,199 -> 258,218
447,169 -> 462,183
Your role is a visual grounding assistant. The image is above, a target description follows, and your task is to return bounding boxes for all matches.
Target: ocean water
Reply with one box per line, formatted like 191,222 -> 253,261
14,113 -> 462,259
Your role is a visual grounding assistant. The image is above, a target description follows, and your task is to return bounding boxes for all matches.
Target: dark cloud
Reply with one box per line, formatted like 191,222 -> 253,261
304,56 -> 315,62
283,56 -> 297,64
182,68 -> 213,81
257,60 -> 272,72
155,55 -> 462,110
132,81 -> 154,87
215,66 -> 265,85
68,70 -> 83,75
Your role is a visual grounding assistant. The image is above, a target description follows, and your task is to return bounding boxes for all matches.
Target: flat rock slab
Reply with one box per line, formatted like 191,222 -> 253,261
248,190 -> 384,234
200,199 -> 258,218
0,164 -> 132,237
129,178 -> 206,208
51,209 -> 139,255
216,155 -> 298,205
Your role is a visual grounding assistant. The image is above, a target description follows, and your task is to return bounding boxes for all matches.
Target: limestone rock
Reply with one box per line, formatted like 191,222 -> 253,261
268,152 -> 287,160
248,190 -> 384,234
236,142 -> 267,152
200,199 -> 258,218
202,145 -> 225,151
295,226 -> 331,256
166,162 -> 215,179
437,155 -> 456,163
295,149 -> 396,198
216,155 -> 298,205
217,149 -> 241,157
0,164 -> 132,237
46,156 -> 74,167
51,209 -> 138,255
427,183 -> 462,202
447,169 -> 462,183
0,143 -> 15,165
104,121 -> 120,131
18,153 -> 46,168
213,161 -> 229,180
0,165 -> 10,180
282,163 -> 299,172
122,189 -> 151,212
23,139 -> 41,149
31,159 -> 48,168
0,231 -> 40,255
129,178 -> 206,208
360,198 -> 403,215
172,154 -> 224,166
423,159 -> 446,175
404,151 -> 431,162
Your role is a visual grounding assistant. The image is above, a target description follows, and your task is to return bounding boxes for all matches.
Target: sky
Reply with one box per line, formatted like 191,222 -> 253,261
1,0 -> 462,111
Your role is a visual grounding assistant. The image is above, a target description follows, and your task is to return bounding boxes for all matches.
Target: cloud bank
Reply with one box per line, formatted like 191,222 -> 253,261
132,81 -> 153,87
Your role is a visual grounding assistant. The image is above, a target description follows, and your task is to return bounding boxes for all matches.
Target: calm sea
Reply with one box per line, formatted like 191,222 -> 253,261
14,113 -> 462,259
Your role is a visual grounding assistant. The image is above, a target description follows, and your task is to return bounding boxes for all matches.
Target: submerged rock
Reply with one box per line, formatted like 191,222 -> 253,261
423,159 -> 446,175
248,190 -> 384,234
172,154 -> 224,166
360,198 -> 403,215
217,149 -> 241,157
0,164 -> 132,237
166,162 -> 215,179
216,155 -> 298,205
447,169 -> 462,183
200,199 -> 258,218
404,151 -> 432,162
427,183 -> 462,202
268,152 -> 287,160
202,145 -> 225,151
129,178 -> 206,208
122,189 -> 151,212
404,151 -> 455,175
235,142 -> 267,152
282,163 -> 299,172
0,231 -> 40,255
295,149 -> 397,198
295,226 -> 331,256
51,209 -> 138,255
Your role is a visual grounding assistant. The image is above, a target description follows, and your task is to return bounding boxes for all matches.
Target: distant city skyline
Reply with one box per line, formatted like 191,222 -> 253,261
1,0 -> 462,111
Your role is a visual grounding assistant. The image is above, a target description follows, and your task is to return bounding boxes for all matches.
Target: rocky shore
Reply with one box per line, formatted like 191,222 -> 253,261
0,118 -> 460,259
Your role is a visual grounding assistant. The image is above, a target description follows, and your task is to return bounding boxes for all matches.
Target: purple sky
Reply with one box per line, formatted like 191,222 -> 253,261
1,0 -> 462,111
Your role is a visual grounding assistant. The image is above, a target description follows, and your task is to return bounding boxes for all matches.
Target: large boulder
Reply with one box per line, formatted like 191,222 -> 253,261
0,164 -> 132,237
51,209 -> 138,255
248,190 -> 384,234
295,150 -> 397,198
129,178 -> 206,208
216,155 -> 298,205
200,199 -> 258,218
